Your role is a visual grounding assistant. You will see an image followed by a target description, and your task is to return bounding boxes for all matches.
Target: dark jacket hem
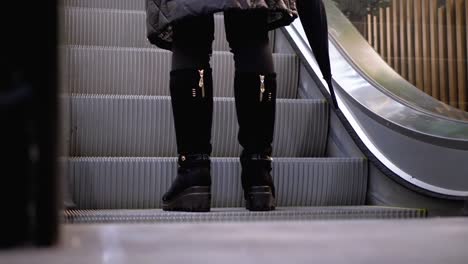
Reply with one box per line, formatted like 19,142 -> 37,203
146,3 -> 298,51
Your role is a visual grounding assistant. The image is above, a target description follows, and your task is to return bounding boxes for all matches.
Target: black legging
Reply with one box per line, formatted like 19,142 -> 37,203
171,10 -> 275,74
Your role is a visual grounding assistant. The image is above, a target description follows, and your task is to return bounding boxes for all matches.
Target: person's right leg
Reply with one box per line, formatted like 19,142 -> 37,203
162,15 -> 214,212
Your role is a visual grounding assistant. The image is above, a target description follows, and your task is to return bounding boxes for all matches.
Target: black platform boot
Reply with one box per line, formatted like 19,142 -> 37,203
234,72 -> 277,211
162,68 -> 213,212
162,154 -> 211,212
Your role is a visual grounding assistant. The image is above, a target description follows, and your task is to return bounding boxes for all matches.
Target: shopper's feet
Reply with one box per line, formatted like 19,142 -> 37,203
162,154 -> 211,212
241,152 -> 276,211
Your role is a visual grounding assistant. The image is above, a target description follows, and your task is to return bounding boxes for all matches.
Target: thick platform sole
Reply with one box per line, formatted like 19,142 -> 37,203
245,186 -> 276,211
162,186 -> 211,212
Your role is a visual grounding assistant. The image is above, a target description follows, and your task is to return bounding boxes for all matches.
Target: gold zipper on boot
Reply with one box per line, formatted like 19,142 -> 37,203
199,69 -> 205,98
259,75 -> 265,102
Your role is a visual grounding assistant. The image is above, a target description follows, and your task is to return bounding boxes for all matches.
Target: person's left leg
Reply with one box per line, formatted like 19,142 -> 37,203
225,10 -> 277,211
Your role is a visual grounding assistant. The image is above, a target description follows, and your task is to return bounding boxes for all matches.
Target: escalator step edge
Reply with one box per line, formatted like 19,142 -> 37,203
64,206 -> 428,224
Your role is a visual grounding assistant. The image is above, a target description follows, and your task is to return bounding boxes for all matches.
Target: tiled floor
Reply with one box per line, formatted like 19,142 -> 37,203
1,218 -> 467,264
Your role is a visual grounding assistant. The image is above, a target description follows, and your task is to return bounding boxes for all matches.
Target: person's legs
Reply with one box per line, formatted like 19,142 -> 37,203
225,11 -> 277,211
162,15 -> 215,212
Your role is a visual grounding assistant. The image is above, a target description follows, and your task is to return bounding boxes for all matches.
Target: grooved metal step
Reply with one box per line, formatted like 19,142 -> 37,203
69,95 -> 328,157
63,46 -> 299,98
64,207 -> 427,223
61,8 -> 276,52
68,157 -> 367,209
62,0 -> 145,10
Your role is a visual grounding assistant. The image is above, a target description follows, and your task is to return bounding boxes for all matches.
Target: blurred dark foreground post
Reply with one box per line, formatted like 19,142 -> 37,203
0,1 -> 59,248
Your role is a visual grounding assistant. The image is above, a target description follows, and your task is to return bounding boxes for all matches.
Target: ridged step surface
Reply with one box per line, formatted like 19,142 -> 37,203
64,206 -> 427,223
63,46 -> 299,98
68,157 -> 367,209
61,8 -> 276,52
62,0 -> 145,10
69,95 -> 328,157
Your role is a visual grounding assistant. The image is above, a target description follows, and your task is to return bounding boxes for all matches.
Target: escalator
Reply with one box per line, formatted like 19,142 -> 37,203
60,0 -> 467,223
286,0 -> 468,215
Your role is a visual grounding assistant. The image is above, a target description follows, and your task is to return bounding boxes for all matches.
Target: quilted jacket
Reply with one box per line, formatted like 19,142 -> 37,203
146,0 -> 298,50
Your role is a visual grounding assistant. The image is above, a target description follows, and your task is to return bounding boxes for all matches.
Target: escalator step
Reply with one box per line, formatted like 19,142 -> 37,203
69,95 -> 329,157
61,8 -> 276,52
63,46 -> 298,98
62,0 -> 145,10
68,157 -> 368,209
61,8 -> 153,49
64,206 -> 427,223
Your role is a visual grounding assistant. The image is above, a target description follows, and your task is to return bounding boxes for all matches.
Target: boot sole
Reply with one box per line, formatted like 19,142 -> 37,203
245,186 -> 276,211
163,186 -> 211,212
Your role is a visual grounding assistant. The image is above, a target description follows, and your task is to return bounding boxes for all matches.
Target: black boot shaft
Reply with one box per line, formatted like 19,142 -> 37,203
170,68 -> 213,155
234,72 -> 277,154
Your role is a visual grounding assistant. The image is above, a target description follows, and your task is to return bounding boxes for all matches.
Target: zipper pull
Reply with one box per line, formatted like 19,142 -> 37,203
259,75 -> 265,102
198,69 -> 205,98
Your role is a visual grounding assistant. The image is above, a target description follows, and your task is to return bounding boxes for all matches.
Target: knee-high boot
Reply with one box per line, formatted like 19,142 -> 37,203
234,71 -> 277,211
162,68 -> 213,212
